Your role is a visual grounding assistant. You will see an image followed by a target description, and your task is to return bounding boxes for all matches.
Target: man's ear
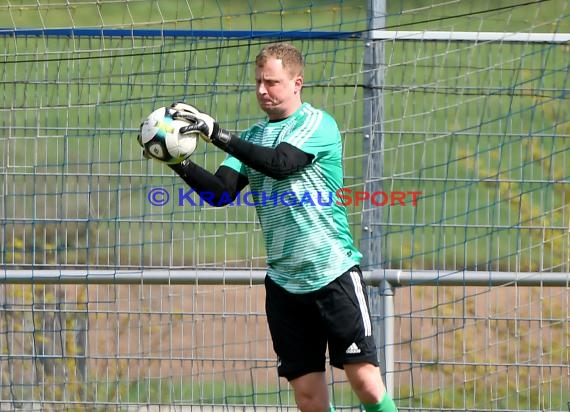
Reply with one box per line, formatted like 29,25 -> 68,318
294,76 -> 303,94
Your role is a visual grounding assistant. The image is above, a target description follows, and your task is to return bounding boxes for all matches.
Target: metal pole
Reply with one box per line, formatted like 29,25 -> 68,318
377,269 -> 570,287
363,0 -> 391,396
362,0 -> 386,270
379,280 -> 395,397
2,269 -> 567,287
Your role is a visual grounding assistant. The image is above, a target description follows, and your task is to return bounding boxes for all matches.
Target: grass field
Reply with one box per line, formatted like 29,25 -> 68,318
1,2 -> 568,409
3,1 -> 568,273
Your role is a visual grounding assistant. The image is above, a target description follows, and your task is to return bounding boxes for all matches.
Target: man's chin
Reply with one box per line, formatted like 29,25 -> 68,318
260,104 -> 278,115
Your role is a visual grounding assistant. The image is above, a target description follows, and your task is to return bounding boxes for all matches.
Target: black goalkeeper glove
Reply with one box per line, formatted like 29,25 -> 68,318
169,102 -> 231,146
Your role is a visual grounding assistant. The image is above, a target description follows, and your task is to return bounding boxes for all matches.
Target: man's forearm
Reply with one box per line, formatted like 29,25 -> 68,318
169,162 -> 246,206
212,130 -> 314,180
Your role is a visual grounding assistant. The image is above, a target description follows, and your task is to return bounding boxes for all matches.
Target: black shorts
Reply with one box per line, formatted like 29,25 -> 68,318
264,266 -> 379,381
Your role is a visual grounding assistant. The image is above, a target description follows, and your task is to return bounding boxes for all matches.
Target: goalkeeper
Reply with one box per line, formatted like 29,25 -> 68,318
142,42 -> 397,412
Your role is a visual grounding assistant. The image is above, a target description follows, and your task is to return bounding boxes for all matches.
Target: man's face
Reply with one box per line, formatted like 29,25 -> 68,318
255,57 -> 302,120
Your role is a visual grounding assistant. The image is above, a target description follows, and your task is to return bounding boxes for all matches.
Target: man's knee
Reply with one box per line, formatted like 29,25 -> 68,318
344,363 -> 386,404
290,372 -> 330,412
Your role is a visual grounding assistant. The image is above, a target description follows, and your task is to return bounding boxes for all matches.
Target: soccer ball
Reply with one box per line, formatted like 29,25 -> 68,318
139,107 -> 198,164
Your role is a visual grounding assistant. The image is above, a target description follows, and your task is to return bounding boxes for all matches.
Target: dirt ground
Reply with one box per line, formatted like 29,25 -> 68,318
3,281 -> 566,407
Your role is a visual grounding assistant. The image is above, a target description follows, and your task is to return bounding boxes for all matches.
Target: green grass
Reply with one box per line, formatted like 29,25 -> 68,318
397,382 -> 570,411
2,1 -> 568,272
124,378 -> 291,406
115,377 -> 570,410
122,378 -> 363,407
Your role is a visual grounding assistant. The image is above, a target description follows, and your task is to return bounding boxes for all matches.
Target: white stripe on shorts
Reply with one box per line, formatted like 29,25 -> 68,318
349,270 -> 372,336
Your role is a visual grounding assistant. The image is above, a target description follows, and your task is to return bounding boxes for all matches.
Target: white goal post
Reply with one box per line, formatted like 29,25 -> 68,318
370,30 -> 570,42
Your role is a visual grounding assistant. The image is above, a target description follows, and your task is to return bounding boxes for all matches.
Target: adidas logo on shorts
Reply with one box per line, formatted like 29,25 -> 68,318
345,342 -> 361,354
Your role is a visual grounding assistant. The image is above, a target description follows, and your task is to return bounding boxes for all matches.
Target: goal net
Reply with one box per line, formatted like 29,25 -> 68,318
0,0 -> 568,410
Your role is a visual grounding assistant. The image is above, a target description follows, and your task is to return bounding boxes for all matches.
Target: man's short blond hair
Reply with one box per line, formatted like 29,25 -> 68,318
255,43 -> 304,78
